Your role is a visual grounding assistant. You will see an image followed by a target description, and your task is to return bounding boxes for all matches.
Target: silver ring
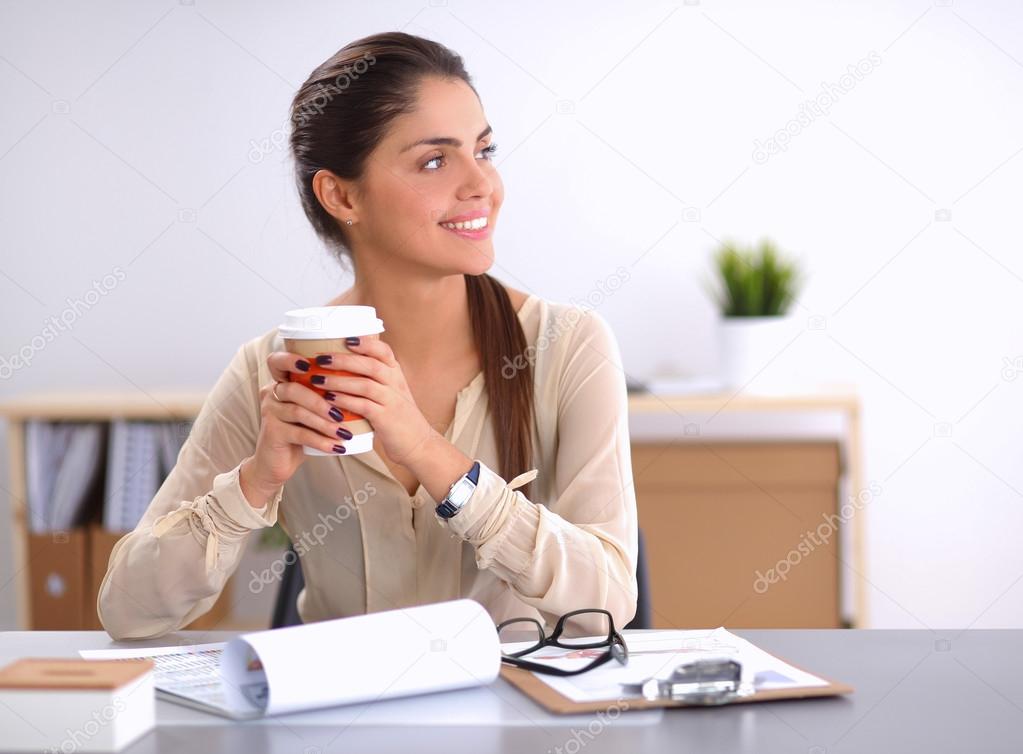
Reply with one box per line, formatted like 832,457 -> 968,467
272,382 -> 283,401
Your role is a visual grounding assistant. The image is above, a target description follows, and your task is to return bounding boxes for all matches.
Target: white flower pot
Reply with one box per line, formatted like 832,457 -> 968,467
718,314 -> 799,390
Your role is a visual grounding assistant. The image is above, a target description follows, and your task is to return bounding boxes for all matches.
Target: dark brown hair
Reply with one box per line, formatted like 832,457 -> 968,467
289,32 -> 535,499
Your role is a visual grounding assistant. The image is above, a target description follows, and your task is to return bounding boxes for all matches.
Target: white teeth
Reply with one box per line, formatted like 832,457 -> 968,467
441,216 -> 488,231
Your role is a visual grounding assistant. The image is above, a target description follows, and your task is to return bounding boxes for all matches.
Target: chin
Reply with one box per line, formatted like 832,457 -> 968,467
451,244 -> 494,276
464,251 -> 495,276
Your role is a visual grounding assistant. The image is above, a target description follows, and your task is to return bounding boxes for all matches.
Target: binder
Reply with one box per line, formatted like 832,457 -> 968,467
48,422 -> 105,530
104,421 -> 161,532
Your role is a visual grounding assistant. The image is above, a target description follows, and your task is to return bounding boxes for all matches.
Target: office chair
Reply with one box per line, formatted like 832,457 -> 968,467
271,527 -> 652,630
624,528 -> 652,630
270,544 -> 305,630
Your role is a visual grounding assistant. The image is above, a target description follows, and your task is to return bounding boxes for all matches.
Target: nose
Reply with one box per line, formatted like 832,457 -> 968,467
457,158 -> 495,201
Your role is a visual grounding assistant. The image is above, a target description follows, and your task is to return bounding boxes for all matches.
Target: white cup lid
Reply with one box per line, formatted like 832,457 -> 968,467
278,306 -> 385,339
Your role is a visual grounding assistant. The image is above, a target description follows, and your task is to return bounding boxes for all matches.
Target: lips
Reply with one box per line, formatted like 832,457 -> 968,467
438,208 -> 489,224
439,215 -> 491,239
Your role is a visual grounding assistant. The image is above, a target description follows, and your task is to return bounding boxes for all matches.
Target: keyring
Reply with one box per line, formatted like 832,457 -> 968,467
272,382 -> 284,402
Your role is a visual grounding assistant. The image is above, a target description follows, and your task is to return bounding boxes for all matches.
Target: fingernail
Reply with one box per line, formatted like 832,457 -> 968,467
329,406 -> 343,421
324,391 -> 337,402
345,336 -> 360,346
311,374 -> 326,385
295,359 -> 310,372
315,354 -> 333,366
333,444 -> 346,454
337,427 -> 353,440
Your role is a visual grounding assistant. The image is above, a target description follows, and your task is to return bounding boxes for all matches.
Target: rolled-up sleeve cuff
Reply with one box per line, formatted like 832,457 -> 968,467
437,459 -> 505,539
476,494 -> 540,578
209,461 -> 282,536
437,459 -> 541,579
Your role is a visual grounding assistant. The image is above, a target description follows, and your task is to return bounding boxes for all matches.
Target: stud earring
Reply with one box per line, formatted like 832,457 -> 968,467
345,219 -> 353,226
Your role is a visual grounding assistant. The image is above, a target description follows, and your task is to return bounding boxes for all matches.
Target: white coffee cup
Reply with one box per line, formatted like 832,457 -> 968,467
278,306 -> 385,456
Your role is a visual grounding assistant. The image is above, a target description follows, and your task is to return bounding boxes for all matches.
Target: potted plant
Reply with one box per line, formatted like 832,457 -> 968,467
707,238 -> 803,389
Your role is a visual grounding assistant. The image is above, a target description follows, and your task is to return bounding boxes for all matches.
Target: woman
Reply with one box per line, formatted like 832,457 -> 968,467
98,32 -> 638,640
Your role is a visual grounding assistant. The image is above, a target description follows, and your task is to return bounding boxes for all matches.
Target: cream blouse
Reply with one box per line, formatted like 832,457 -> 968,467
97,293 -> 639,640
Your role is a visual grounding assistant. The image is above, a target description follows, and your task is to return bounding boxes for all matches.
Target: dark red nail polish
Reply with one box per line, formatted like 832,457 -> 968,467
345,336 -> 360,346
329,406 -> 343,421
295,359 -> 310,372
311,374 -> 326,385
324,391 -> 337,402
337,427 -> 353,440
316,354 -> 333,366
333,444 -> 346,453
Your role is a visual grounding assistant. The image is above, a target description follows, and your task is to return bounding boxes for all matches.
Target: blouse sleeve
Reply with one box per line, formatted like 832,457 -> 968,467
435,308 -> 639,636
97,338 -> 284,640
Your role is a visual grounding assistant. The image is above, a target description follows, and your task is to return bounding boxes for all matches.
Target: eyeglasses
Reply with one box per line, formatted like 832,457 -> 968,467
496,608 -> 628,677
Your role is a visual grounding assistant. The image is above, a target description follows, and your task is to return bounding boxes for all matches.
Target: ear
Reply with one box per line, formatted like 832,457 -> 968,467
312,168 -> 358,222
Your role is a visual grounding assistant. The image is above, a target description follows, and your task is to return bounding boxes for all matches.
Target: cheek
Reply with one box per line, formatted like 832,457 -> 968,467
371,182 -> 434,235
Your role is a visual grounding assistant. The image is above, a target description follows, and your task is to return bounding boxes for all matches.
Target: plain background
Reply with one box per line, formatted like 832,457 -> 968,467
0,0 -> 1021,631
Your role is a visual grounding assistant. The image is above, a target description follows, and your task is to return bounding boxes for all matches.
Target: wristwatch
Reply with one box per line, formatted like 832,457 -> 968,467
436,460 -> 481,519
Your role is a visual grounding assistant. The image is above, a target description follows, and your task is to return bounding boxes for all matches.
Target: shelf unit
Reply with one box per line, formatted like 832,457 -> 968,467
0,390 -> 261,631
1,388 -> 865,630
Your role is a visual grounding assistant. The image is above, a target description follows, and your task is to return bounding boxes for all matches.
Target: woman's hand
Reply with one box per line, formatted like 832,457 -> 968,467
241,352 -> 356,506
312,335 -> 437,468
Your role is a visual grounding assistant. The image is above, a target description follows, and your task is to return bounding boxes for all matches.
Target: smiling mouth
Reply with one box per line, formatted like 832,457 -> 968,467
439,216 -> 489,232
438,215 -> 492,238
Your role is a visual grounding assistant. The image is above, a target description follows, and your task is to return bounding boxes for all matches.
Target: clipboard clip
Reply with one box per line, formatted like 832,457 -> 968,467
621,657 -> 749,706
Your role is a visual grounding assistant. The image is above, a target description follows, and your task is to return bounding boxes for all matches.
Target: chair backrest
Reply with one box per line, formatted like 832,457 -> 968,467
270,544 -> 305,629
271,527 -> 652,630
624,528 -> 652,630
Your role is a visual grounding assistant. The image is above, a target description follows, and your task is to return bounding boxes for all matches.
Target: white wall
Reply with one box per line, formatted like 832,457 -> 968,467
1,0 -> 1020,629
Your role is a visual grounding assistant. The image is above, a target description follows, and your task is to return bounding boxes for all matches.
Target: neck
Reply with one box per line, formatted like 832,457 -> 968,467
333,273 -> 475,371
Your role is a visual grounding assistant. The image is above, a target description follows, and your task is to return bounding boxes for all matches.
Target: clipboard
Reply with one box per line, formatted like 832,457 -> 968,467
499,648 -> 854,714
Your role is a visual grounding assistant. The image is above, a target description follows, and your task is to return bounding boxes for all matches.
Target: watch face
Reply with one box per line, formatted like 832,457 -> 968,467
448,478 -> 473,507
437,466 -> 478,519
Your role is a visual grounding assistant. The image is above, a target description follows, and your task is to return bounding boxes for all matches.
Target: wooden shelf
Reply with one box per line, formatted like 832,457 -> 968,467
0,391 -> 208,421
1,387 -> 866,629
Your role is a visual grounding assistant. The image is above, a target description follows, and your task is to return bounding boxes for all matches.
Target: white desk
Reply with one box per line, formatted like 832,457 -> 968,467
2,628 -> 1018,753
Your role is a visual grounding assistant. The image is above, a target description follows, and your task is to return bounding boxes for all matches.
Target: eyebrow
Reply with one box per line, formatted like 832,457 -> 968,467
400,125 -> 493,154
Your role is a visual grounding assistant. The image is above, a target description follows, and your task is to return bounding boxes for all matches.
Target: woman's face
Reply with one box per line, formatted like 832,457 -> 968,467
352,76 -> 504,276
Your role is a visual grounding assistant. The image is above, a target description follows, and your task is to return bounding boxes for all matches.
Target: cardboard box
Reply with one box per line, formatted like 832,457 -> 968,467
27,528 -> 88,629
27,525 -> 236,631
0,658 -> 154,752
633,441 -> 844,629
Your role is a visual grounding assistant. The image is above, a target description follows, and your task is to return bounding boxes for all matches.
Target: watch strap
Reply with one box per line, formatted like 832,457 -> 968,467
436,460 -> 480,519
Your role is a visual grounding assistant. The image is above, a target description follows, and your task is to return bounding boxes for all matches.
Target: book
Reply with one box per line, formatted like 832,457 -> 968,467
0,658 -> 154,752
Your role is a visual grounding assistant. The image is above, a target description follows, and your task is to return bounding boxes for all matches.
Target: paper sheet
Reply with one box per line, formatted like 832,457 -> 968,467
502,627 -> 829,703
